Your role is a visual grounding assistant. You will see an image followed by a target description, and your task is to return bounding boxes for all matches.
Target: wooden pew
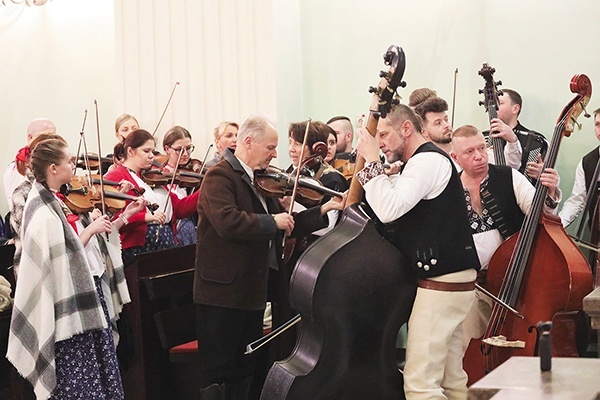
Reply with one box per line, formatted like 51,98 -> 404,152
120,245 -> 196,400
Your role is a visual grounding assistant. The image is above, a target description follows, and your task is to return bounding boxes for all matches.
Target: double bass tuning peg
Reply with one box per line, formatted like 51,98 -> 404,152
383,50 -> 393,65
496,80 -> 503,87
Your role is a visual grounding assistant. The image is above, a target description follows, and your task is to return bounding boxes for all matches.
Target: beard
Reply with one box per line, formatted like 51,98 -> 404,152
433,133 -> 452,145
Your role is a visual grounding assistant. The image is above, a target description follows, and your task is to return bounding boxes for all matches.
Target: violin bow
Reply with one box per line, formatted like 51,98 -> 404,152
281,118 -> 312,257
152,81 -> 180,137
451,68 -> 458,128
189,143 -> 213,195
154,145 -> 186,242
94,100 -> 107,217
74,110 -> 90,173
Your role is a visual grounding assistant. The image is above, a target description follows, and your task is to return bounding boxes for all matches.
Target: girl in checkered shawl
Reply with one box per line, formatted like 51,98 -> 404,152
7,139 -> 143,400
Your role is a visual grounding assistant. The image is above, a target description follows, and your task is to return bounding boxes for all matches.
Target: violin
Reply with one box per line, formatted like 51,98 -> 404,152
88,174 -> 145,196
254,166 -> 343,208
141,168 -> 204,189
181,158 -> 204,174
255,141 -> 343,207
60,175 -> 159,214
73,153 -> 114,171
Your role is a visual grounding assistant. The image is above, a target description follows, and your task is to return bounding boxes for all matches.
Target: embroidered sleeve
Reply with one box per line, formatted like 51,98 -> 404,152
356,161 -> 385,186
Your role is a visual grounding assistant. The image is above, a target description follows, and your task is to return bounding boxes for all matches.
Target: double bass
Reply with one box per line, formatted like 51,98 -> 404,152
260,45 -> 416,400
478,63 -> 506,166
464,74 -> 594,384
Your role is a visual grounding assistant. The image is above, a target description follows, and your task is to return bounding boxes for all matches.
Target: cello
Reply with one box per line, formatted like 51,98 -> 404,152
464,74 -> 594,384
259,45 -> 416,400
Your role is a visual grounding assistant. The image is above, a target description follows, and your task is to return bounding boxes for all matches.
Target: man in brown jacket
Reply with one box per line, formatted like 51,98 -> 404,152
194,115 -> 344,400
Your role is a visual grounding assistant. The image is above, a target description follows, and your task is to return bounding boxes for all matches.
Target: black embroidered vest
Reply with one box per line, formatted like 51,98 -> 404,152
484,165 -> 526,239
387,143 -> 481,279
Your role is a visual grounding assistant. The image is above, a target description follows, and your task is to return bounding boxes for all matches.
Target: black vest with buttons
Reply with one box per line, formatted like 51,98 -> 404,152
582,146 -> 600,223
483,164 -> 526,240
386,142 -> 481,279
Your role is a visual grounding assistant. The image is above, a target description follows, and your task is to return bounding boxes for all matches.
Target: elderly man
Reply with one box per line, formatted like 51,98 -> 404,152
4,118 -> 56,209
194,115 -> 344,400
450,124 -> 559,344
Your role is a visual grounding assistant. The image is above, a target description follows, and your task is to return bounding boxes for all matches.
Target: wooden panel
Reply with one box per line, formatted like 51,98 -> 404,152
120,245 -> 196,400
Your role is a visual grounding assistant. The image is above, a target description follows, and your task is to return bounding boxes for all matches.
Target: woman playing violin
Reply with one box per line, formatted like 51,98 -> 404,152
104,129 -> 199,261
270,120 -> 349,360
161,125 -> 198,245
288,121 -> 348,214
204,121 -> 239,168
7,138 -> 146,400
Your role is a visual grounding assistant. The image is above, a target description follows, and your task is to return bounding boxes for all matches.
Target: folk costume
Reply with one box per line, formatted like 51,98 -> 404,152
7,181 -> 126,400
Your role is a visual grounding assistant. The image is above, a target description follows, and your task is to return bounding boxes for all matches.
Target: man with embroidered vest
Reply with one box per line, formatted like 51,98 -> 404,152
559,107 -> 600,228
193,115 -> 344,400
483,89 -> 548,174
450,125 -> 559,347
355,104 -> 481,400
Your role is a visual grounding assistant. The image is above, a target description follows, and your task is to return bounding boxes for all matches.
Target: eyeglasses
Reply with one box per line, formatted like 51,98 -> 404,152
170,145 -> 195,154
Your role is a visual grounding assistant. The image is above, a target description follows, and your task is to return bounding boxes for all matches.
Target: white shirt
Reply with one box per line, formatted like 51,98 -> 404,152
363,151 -> 452,223
487,140 -> 522,170
559,154 -> 596,227
4,161 -> 26,212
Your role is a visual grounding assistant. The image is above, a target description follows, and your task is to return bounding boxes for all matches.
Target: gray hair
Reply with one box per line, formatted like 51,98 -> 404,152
238,115 -> 275,142
384,104 -> 423,134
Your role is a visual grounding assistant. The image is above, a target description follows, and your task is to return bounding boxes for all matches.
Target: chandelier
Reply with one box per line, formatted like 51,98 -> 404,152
1,0 -> 49,5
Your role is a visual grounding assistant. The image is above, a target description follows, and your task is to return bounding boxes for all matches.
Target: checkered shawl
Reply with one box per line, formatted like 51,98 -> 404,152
6,182 -> 107,400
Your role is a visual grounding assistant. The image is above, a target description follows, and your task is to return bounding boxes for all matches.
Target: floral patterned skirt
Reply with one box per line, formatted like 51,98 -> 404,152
49,276 -> 124,400
121,223 -> 177,262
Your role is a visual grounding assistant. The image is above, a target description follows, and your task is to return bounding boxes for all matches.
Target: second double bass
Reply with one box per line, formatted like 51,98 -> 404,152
464,74 -> 594,384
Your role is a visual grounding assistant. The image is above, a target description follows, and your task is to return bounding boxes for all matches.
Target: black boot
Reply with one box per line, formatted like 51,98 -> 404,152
199,383 -> 225,400
225,377 -> 252,400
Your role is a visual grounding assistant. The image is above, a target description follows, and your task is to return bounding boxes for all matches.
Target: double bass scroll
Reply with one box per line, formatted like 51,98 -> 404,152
478,63 -> 505,165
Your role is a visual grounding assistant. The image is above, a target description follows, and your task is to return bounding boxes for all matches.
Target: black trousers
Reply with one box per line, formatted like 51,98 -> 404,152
196,304 -> 264,388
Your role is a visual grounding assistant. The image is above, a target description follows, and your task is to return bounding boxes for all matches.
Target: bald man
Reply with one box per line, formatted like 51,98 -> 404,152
4,118 -> 56,209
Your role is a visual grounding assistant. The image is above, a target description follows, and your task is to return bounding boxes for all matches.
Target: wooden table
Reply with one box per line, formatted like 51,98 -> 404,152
467,356 -> 600,400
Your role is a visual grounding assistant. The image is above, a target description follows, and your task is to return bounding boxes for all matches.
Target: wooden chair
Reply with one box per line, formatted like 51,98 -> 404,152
142,269 -> 198,400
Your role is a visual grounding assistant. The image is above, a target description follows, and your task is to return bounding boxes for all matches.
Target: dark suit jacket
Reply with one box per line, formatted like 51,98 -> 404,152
193,149 -> 328,310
